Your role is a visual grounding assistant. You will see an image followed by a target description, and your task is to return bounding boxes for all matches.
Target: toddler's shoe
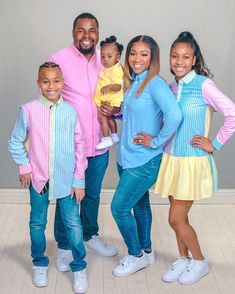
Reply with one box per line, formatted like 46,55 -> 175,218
113,251 -> 148,277
161,257 -> 190,283
111,133 -> 120,144
73,269 -> 88,294
95,136 -> 114,150
56,248 -> 73,272
84,235 -> 117,257
178,257 -> 209,285
32,266 -> 48,287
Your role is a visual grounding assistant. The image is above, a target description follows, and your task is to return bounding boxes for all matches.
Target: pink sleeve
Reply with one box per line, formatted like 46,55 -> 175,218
202,79 -> 235,149
73,116 -> 88,187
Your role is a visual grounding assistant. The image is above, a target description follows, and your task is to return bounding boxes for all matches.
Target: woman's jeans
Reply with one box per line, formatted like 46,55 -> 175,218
29,185 -> 86,271
111,154 -> 162,256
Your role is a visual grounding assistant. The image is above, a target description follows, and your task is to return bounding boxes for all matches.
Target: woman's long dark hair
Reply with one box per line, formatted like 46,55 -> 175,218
124,35 -> 160,96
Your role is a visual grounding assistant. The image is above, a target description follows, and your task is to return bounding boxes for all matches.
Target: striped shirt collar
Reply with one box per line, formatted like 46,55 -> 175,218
177,70 -> 196,85
39,95 -> 63,108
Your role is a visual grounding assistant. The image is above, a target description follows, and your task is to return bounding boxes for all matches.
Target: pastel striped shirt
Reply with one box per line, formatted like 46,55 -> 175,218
8,96 -> 87,199
165,70 -> 235,157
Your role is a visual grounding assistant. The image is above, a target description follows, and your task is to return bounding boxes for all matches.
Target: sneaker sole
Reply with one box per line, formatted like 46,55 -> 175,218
56,267 -> 71,272
161,276 -> 178,283
73,286 -> 88,294
112,261 -> 148,277
85,246 -> 117,257
33,281 -> 48,287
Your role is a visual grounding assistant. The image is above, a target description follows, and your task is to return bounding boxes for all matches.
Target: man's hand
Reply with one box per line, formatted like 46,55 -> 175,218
71,188 -> 85,204
19,173 -> 31,188
99,101 -> 120,117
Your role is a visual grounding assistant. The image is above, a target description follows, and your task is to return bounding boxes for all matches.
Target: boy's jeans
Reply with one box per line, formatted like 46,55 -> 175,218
111,154 -> 162,256
29,185 -> 86,271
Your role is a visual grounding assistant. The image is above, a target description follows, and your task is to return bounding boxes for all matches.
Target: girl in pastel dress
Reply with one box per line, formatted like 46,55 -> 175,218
154,31 -> 235,285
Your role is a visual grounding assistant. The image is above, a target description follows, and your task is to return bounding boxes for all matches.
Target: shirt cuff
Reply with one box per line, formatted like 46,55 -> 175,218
150,138 -> 158,149
212,139 -> 224,150
72,178 -> 85,188
19,163 -> 32,174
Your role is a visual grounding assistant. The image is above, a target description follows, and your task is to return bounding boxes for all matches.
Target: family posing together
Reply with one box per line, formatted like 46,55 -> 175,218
8,12 -> 235,294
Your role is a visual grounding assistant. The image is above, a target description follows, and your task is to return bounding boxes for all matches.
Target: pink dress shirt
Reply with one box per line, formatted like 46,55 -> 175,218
48,44 -> 106,157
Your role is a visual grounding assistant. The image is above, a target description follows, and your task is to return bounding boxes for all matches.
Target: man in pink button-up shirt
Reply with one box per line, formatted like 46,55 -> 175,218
48,13 -> 118,266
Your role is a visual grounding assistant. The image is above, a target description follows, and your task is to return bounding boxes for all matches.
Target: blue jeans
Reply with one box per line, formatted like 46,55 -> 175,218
54,151 -> 109,244
30,185 -> 86,271
111,154 -> 162,256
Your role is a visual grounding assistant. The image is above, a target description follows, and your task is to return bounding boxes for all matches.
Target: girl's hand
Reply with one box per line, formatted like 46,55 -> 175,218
71,188 -> 85,204
190,135 -> 215,152
132,132 -> 154,148
19,173 -> 31,188
101,85 -> 111,95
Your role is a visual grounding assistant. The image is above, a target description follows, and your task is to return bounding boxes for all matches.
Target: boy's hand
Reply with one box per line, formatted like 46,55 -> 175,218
71,188 -> 85,204
19,173 -> 31,188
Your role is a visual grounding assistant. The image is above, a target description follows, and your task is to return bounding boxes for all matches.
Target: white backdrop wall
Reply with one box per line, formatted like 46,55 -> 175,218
1,0 -> 235,188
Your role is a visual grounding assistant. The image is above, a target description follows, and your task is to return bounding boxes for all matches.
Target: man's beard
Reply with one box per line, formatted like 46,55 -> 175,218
78,45 -> 95,55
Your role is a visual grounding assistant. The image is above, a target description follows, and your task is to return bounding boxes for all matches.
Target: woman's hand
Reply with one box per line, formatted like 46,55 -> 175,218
99,101 -> 120,117
190,135 -> 215,152
132,132 -> 154,148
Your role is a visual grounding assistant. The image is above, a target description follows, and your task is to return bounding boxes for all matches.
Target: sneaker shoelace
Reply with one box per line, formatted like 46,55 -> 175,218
74,270 -> 86,281
186,258 -> 201,272
58,252 -> 71,263
120,255 -> 137,267
171,257 -> 187,270
91,235 -> 108,247
34,267 -> 46,276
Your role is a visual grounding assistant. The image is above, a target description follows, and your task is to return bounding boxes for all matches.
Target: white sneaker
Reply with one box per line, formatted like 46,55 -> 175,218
84,235 -> 117,257
73,269 -> 88,294
95,137 -> 114,150
178,257 -> 209,285
32,266 -> 48,287
113,252 -> 148,277
145,250 -> 156,265
111,133 -> 120,144
162,257 -> 190,283
56,248 -> 73,272
119,250 -> 155,265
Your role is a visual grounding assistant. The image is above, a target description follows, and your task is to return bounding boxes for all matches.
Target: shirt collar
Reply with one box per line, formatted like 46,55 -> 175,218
177,70 -> 196,85
39,95 -> 63,108
132,70 -> 148,82
70,43 -> 100,62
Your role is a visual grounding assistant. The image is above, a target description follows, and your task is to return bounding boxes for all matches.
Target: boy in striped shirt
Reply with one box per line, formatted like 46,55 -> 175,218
8,62 -> 88,294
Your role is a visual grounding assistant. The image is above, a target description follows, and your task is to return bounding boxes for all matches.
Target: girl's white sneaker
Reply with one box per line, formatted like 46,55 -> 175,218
178,257 -> 209,285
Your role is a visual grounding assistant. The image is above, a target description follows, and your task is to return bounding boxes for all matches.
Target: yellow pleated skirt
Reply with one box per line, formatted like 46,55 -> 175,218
154,153 -> 216,200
